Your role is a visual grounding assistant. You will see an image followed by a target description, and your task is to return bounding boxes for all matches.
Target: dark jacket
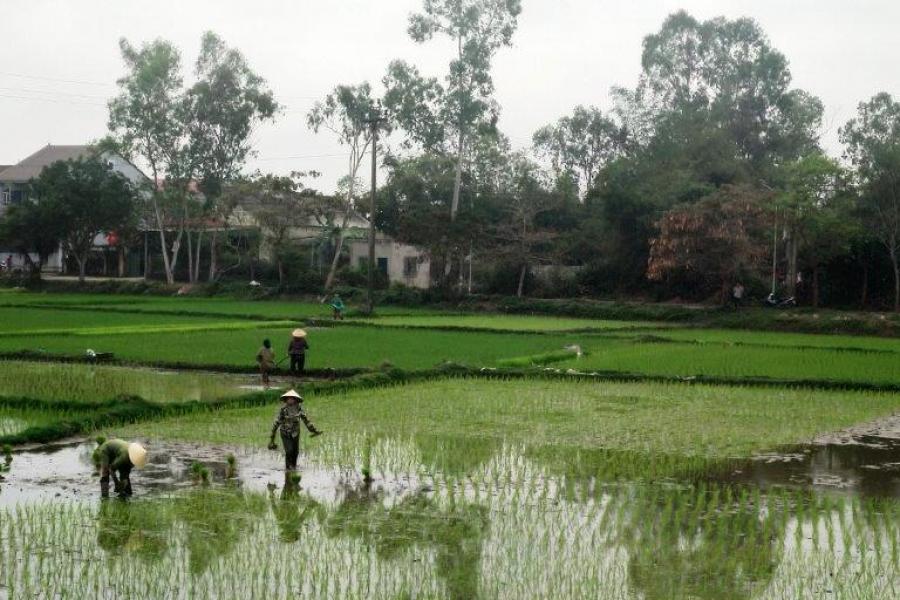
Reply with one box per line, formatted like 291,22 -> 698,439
288,338 -> 309,356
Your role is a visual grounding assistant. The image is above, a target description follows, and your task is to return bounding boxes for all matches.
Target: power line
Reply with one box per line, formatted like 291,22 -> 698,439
0,70 -> 114,88
0,85 -> 109,101
0,93 -> 106,107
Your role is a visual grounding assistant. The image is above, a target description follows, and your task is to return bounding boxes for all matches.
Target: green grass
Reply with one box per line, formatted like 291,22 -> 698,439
0,406 -> 96,437
0,326 -> 582,370
357,314 -> 662,332
556,341 -> 900,385
0,361 -> 250,403
119,378 -> 900,459
0,306 -> 255,333
1,292 -> 443,320
623,327 -> 900,352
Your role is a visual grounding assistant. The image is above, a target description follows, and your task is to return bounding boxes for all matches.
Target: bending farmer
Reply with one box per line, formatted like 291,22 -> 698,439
98,439 -> 147,497
268,389 -> 321,470
329,294 -> 345,320
287,329 -> 309,375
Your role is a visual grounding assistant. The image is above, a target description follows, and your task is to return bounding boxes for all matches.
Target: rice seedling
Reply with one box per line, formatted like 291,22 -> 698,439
0,444 -> 896,599
0,326 -> 585,371
554,340 -> 900,386
119,378 -> 900,462
355,314 -> 660,332
225,453 -> 237,479
0,360 -> 249,403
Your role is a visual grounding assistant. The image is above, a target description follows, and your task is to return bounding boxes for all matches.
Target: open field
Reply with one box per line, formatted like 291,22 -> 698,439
557,340 -> 900,385
357,314 -> 664,332
0,361 -> 250,403
117,378 -> 900,459
0,325 -> 583,371
2,291 -> 900,599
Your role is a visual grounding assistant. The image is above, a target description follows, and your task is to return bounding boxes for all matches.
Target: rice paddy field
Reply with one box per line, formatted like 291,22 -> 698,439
1,288 -> 900,599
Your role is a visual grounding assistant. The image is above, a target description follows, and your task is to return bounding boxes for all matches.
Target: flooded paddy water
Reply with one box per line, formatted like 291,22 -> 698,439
1,431 -> 899,598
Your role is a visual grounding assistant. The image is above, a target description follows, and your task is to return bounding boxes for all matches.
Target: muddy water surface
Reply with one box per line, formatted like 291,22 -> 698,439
0,439 -> 423,508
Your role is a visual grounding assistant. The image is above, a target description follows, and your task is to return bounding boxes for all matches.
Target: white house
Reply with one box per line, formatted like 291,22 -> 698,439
0,145 -> 149,273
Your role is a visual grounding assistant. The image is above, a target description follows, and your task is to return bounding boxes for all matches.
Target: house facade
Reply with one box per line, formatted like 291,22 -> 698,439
0,145 -> 149,273
234,200 -> 432,289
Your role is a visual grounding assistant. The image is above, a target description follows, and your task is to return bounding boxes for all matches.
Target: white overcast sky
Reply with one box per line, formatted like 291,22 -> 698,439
1,0 -> 898,192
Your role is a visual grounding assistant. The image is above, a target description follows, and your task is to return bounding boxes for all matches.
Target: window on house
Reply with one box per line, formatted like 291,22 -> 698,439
377,257 -> 388,275
9,190 -> 23,205
0,191 -> 9,206
403,256 -> 418,278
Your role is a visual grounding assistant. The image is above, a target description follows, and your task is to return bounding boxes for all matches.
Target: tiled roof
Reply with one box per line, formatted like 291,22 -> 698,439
0,145 -> 92,183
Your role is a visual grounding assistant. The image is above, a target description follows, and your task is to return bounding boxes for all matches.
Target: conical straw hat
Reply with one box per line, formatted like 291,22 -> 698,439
280,389 -> 303,402
128,443 -> 148,469
292,329 -> 307,338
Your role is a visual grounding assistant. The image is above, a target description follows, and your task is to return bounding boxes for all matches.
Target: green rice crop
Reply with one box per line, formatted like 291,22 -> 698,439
0,307 -> 251,334
0,406 -> 96,437
0,455 -> 896,599
615,327 -> 900,353
118,378 -> 900,459
356,314 -> 662,332
0,361 -> 249,403
555,341 -> 900,385
0,326 -> 583,371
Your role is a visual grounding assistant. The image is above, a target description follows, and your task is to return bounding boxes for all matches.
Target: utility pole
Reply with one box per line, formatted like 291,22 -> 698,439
364,101 -> 385,315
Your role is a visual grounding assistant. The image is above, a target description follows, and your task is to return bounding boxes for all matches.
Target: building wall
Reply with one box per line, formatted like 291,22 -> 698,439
347,239 -> 431,289
0,151 -> 145,273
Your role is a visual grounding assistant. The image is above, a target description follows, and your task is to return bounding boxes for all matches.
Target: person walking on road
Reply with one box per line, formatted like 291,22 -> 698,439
97,439 -> 147,497
256,338 -> 276,388
287,329 -> 309,375
731,282 -> 745,309
268,389 -> 321,471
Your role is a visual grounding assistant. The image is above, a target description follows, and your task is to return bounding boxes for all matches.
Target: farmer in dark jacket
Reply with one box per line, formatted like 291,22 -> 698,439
268,389 -> 321,470
98,439 -> 147,497
287,329 -> 309,375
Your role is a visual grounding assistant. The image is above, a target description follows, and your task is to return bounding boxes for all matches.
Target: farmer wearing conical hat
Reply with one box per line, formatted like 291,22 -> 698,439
287,329 -> 309,376
98,439 -> 147,498
268,389 -> 321,471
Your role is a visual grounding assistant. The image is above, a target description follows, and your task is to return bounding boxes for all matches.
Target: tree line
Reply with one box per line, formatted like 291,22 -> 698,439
2,4 -> 899,311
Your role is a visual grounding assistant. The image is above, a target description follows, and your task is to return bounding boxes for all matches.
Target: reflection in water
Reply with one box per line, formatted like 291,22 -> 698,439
622,484 -> 784,600
269,473 -> 326,543
0,434 -> 898,598
325,478 -> 488,600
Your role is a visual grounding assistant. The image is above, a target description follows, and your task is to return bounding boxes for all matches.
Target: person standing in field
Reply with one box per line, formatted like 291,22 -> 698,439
97,439 -> 147,497
256,338 -> 276,388
330,294 -> 345,320
287,329 -> 309,375
731,282 -> 745,308
268,389 -> 321,471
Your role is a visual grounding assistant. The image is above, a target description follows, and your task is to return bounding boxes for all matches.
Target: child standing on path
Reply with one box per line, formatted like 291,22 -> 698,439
268,389 -> 322,470
256,338 -> 276,388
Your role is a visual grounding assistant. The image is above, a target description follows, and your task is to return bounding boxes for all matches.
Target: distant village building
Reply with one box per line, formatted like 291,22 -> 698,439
1,144 -> 431,287
0,145 -> 149,274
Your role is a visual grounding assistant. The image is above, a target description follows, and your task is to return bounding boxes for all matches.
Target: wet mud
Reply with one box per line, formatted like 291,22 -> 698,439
4,416 -> 900,509
0,439 -> 422,508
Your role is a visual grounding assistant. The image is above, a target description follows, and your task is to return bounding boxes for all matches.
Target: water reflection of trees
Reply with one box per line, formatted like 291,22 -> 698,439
95,489 -> 267,574
325,478 -> 489,600
620,484 -> 787,600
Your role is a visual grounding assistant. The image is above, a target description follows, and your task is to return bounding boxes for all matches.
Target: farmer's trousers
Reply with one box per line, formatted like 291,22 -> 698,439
290,353 -> 306,374
281,432 -> 300,470
101,465 -> 133,497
